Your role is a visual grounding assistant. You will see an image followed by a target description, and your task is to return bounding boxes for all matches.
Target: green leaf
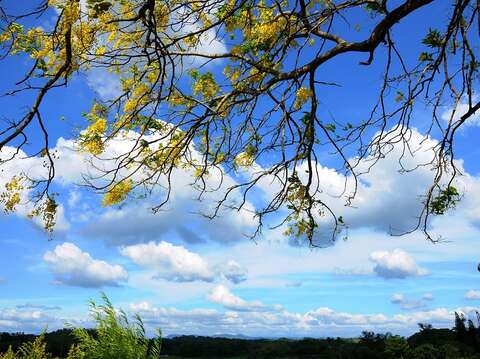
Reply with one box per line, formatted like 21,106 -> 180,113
430,186 -> 460,215
188,69 -> 200,80
422,28 -> 443,48
365,1 -> 385,14
419,52 -> 433,62
324,123 -> 336,132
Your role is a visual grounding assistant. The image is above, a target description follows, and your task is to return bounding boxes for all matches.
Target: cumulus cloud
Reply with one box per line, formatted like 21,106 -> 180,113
251,128 -> 443,244
5,118 -> 480,249
53,133 -> 258,246
43,242 -> 128,287
121,241 -> 248,284
2,292 -> 478,338
125,298 -> 480,338
253,127 -> 480,246
0,146 -> 71,232
441,98 -> 480,127
0,307 -> 64,332
121,241 -> 215,283
0,305 -> 91,333
0,123 -> 258,245
217,260 -> 248,284
464,290 -> 480,300
369,249 -> 428,279
208,285 -> 267,312
82,199 -> 256,246
2,287 -> 477,338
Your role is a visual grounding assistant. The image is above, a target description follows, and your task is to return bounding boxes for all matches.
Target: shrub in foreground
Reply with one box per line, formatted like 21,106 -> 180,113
0,294 -> 161,359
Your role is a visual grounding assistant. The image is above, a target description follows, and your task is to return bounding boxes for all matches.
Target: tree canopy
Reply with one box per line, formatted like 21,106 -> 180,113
0,0 -> 478,244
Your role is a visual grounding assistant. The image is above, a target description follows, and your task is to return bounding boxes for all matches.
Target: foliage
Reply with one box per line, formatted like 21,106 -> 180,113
430,186 -> 461,215
71,293 -> 162,359
0,334 -> 50,359
385,335 -> 411,358
0,295 -> 162,359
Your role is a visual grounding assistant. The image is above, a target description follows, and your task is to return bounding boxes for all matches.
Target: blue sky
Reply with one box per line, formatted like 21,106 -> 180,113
0,0 -> 480,338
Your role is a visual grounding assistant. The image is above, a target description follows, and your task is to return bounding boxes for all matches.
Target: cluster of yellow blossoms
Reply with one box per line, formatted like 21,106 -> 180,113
79,103 -> 108,155
0,175 -> 24,213
102,179 -> 133,207
294,87 -> 312,110
0,0 -> 325,227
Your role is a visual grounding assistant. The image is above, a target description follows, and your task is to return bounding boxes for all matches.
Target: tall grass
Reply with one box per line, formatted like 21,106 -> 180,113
0,293 -> 162,359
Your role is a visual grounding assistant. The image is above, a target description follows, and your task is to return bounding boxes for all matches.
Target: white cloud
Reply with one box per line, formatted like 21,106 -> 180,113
465,290 -> 480,300
422,293 -> 434,301
1,129 -> 258,246
208,285 -> 267,312
126,298 -> 480,338
43,242 -> 128,287
52,131 -> 259,246
86,67 -> 122,100
68,191 -> 82,208
390,293 -> 426,310
369,249 -> 428,279
0,305 -> 91,333
5,121 -> 480,252
1,285 -> 477,338
252,127 -> 480,248
0,307 -> 64,332
82,199 -> 256,246
441,98 -> 480,127
0,146 -> 70,232
121,241 -> 215,283
251,128 -> 443,245
217,260 -> 248,284
122,241 -> 249,284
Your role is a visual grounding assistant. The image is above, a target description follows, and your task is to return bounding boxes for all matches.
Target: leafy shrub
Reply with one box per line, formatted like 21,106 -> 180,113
71,293 -> 162,359
0,334 -> 50,359
0,294 -> 162,359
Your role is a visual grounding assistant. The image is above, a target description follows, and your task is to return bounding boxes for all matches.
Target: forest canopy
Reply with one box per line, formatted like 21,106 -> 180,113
0,0 -> 478,244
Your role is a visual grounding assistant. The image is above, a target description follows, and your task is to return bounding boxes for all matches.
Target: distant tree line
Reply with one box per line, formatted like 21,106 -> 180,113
1,311 -> 480,358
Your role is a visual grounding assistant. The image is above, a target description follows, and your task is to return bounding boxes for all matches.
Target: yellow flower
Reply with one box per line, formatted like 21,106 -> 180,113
294,87 -> 312,109
102,179 -> 133,206
87,118 -> 107,134
234,151 -> 254,167
79,117 -> 107,155
184,34 -> 199,48
81,137 -> 104,155
95,46 -> 106,56
1,175 -> 25,213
